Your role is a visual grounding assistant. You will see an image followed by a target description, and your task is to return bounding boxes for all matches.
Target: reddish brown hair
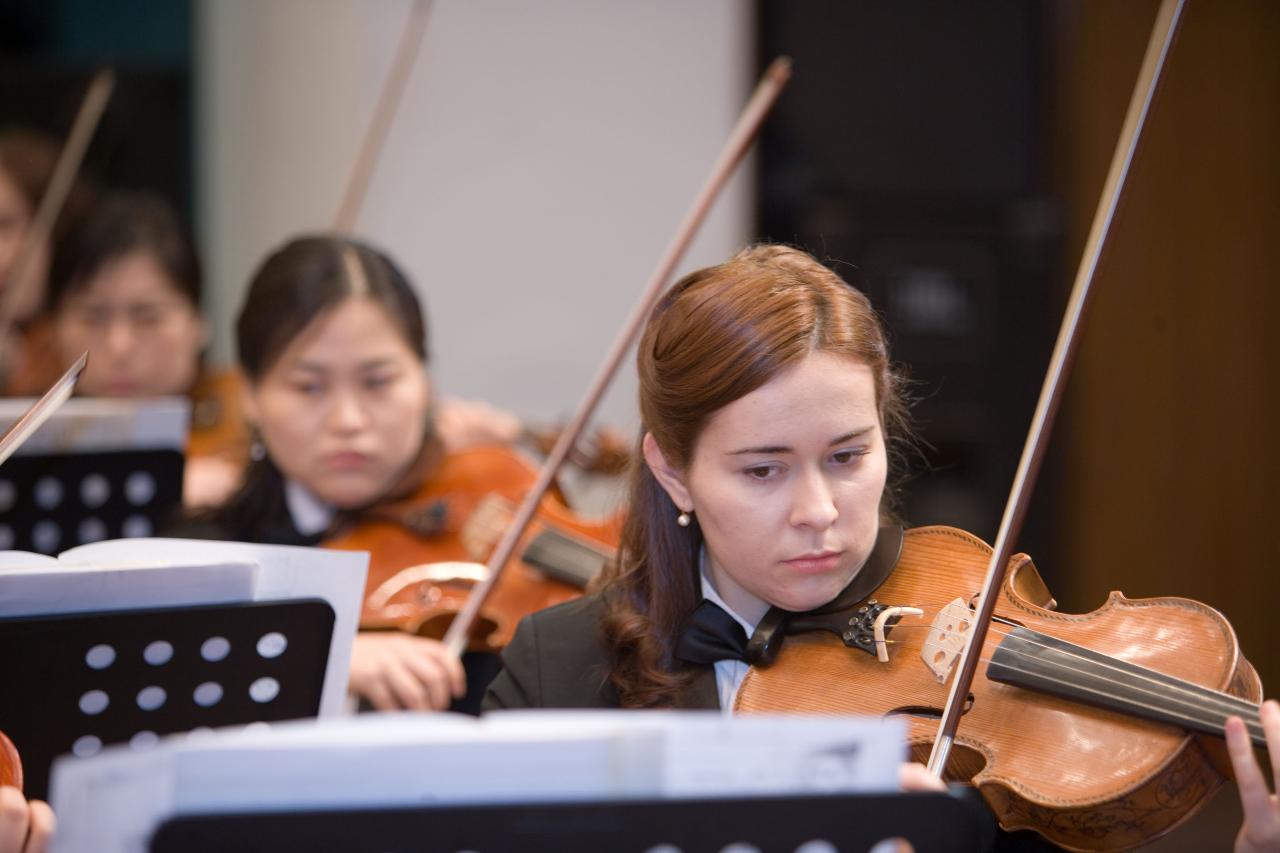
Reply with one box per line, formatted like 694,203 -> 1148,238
599,244 -> 909,707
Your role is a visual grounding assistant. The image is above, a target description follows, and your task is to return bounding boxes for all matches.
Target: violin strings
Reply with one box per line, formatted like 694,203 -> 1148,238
877,616 -> 1265,738
876,635 -> 1265,741
967,646 -> 1267,742
886,615 -> 1259,716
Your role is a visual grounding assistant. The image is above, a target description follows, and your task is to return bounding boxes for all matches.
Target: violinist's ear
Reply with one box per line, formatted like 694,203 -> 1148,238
239,379 -> 260,431
642,432 -> 692,514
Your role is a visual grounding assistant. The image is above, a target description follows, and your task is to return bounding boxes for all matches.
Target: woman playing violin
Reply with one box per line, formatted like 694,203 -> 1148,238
484,245 -> 1279,851
176,234 -> 550,713
43,190 -> 246,509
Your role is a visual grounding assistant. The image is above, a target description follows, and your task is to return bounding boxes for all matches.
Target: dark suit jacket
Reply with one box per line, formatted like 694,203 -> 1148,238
482,594 -> 719,711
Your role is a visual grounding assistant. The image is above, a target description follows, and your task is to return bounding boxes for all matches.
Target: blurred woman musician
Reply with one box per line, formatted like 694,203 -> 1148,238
483,245 -> 1280,852
46,191 -> 244,509
177,234 -> 543,714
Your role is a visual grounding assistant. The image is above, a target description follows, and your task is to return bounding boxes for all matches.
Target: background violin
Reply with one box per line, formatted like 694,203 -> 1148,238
324,444 -> 621,652
736,525 -> 1265,851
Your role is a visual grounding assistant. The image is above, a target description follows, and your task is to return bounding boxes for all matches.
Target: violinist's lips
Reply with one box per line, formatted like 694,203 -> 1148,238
324,451 -> 370,470
105,380 -> 138,395
783,551 -> 842,574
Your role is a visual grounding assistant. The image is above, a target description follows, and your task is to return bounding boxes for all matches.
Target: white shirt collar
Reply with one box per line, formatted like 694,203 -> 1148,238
698,547 -> 761,638
284,480 -> 336,537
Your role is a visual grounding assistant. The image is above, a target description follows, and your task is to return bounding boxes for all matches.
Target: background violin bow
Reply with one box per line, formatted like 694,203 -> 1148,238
926,0 -> 1188,777
0,69 -> 114,379
332,0 -> 434,232
0,352 -> 88,468
441,57 -> 794,658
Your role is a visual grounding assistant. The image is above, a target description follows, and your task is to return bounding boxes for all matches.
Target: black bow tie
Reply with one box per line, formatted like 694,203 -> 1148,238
673,526 -> 904,668
675,599 -> 753,666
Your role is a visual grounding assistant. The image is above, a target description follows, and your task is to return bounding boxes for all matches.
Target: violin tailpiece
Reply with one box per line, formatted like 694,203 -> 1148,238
840,599 -> 923,662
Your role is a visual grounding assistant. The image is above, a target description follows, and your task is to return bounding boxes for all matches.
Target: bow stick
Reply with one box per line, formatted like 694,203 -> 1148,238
333,0 -> 434,231
0,352 -> 88,468
926,0 -> 1187,776
442,57 -> 794,657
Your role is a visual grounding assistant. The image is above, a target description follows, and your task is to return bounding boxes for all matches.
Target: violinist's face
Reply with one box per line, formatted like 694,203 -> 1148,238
645,351 -> 887,624
245,296 -> 430,510
0,168 -> 47,322
55,250 -> 205,397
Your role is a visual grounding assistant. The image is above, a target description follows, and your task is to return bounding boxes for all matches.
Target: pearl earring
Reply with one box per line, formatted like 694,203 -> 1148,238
677,510 -> 692,527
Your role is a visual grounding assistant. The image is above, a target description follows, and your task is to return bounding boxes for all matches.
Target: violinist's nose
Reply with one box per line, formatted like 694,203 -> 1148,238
327,386 -> 370,434
789,466 -> 839,530
102,315 -> 135,360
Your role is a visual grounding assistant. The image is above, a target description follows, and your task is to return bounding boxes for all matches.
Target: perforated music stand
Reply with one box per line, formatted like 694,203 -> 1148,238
151,791 -> 994,853
0,597 -> 334,800
0,397 -> 188,554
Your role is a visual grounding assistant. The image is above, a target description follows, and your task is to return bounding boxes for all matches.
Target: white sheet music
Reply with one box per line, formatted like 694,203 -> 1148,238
0,396 -> 188,455
0,537 -> 367,717
50,710 -> 904,853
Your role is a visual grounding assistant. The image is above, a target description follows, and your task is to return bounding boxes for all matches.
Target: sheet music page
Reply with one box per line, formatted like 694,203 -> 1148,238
657,713 -> 904,796
0,551 -> 58,568
488,709 -> 905,796
56,537 -> 368,716
50,710 -> 905,852
0,560 -> 256,618
49,748 -> 177,853
50,712 -> 663,853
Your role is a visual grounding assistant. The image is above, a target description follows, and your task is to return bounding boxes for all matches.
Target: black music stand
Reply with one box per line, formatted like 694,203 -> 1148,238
151,791 -> 995,852
0,447 -> 184,554
0,598 -> 334,800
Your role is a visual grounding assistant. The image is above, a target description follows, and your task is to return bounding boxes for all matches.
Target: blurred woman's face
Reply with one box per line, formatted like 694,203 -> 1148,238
0,167 -> 48,322
55,249 -> 205,397
244,295 -> 431,509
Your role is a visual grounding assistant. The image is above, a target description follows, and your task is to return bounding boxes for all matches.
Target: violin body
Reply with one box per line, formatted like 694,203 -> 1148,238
325,445 -> 620,652
0,729 -> 21,790
736,525 -> 1262,852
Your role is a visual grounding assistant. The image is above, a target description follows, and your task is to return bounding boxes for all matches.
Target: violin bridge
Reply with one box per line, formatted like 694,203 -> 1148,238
920,598 -> 972,684
460,495 -> 513,560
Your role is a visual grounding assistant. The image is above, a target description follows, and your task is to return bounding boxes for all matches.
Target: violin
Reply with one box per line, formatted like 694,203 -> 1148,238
736,525 -> 1265,851
0,730 -> 21,791
324,444 -> 621,652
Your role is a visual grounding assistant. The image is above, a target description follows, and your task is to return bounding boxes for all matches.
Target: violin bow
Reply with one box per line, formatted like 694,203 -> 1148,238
332,0 -> 434,232
0,69 -> 114,377
0,352 -> 87,468
441,57 -> 794,658
926,0 -> 1187,777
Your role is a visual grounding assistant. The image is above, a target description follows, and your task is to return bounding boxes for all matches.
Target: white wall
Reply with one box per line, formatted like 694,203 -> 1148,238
196,0 -> 754,431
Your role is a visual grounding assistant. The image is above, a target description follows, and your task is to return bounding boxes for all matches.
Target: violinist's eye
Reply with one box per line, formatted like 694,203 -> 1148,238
363,374 -> 394,391
830,448 -> 868,466
743,464 -> 779,481
291,382 -> 324,396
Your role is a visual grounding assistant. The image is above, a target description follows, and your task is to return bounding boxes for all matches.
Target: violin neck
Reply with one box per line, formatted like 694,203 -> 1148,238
987,626 -> 1266,748
521,528 -> 614,589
